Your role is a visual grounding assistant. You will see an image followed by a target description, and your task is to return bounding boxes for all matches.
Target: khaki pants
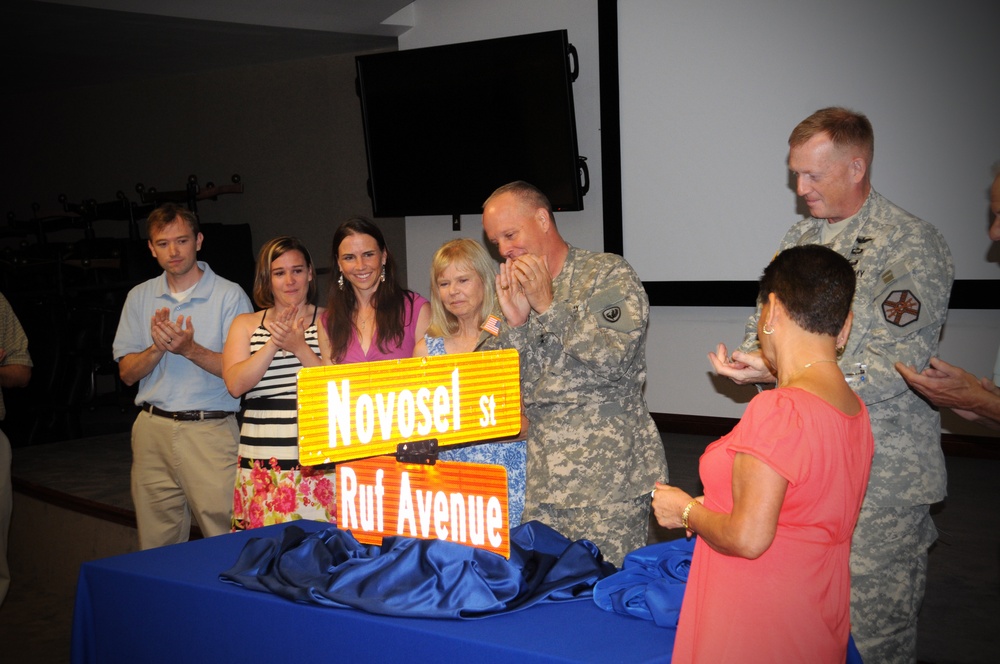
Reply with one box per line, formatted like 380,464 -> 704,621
131,411 -> 239,550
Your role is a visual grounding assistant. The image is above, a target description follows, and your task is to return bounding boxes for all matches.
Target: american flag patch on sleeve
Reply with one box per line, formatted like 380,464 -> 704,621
481,314 -> 502,336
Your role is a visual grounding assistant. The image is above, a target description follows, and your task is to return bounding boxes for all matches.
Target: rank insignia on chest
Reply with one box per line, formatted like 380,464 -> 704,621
881,289 -> 921,327
850,236 -> 873,257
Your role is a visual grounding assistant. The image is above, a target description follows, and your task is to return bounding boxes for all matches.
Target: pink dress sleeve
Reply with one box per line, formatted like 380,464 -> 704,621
726,390 -> 812,487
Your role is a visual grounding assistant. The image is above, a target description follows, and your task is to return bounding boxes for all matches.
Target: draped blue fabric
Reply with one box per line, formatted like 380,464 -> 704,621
219,520 -> 617,619
593,536 -> 695,627
593,536 -> 865,664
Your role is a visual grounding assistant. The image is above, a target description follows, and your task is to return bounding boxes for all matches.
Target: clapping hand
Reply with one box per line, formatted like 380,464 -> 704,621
267,305 -> 308,356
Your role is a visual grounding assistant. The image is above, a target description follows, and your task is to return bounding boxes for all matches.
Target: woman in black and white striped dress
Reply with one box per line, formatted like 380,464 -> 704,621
223,236 -> 335,530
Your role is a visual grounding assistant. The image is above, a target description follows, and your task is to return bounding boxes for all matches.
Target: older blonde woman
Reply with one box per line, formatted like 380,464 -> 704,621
414,238 -> 526,526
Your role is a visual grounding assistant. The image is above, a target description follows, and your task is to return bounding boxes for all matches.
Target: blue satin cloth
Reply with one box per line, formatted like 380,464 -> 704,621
593,536 -> 865,663
593,536 -> 695,628
219,520 -> 617,619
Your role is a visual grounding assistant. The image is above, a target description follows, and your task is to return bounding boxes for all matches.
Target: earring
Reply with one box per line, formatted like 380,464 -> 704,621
380,265 -> 386,283
762,323 -> 774,335
337,274 -> 344,290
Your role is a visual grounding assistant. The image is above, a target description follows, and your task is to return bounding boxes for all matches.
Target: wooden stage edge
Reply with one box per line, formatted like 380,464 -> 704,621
13,413 -> 999,529
10,477 -> 204,539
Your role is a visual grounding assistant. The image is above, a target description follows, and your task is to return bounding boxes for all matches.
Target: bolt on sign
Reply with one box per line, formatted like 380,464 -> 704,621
338,455 -> 511,557
297,349 -> 522,465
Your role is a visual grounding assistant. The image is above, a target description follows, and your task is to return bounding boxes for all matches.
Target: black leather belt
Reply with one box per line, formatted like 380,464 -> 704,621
141,403 -> 234,421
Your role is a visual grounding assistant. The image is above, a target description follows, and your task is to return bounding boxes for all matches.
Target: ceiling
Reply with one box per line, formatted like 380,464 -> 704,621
1,0 -> 414,95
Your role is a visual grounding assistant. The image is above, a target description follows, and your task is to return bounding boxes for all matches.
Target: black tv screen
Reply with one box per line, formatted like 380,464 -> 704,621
356,30 -> 587,218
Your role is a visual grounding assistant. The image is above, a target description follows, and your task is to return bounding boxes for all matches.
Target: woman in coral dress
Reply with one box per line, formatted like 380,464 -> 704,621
652,245 -> 874,663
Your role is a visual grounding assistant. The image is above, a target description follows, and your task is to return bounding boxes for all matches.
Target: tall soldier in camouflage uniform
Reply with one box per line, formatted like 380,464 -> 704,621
709,108 -> 954,663
483,180 -> 668,566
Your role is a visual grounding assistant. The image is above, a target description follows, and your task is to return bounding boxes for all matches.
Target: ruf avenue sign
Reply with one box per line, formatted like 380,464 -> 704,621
297,350 -> 521,557
338,456 -> 511,557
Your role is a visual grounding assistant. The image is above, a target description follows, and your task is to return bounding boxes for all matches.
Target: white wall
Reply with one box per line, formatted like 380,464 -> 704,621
404,0 -> 1000,436
618,0 -> 1000,282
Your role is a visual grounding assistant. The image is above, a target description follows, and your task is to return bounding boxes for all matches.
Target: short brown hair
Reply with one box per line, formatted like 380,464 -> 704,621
146,203 -> 199,238
789,107 -> 874,166
483,180 -> 553,217
758,244 -> 855,337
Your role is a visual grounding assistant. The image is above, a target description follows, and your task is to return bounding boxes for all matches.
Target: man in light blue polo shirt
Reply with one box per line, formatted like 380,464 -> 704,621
113,203 -> 252,549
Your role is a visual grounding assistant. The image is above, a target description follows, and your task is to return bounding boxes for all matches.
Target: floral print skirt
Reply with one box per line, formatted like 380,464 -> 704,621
232,458 -> 338,531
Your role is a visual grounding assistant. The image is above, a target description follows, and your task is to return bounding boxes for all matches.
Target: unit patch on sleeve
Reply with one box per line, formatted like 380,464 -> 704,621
590,284 -> 635,333
881,289 -> 921,327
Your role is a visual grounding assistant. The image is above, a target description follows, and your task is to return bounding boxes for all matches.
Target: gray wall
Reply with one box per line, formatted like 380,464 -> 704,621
400,0 -> 1000,437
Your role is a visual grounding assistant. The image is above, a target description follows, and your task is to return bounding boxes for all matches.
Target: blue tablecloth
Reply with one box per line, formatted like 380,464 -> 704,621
71,520 -> 673,663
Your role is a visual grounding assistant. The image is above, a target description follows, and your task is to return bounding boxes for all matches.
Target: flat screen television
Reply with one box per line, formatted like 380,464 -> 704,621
356,30 -> 588,219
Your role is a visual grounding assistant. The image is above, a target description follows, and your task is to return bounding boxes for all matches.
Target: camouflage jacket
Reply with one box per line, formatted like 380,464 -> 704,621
739,189 -> 954,506
500,246 -> 668,509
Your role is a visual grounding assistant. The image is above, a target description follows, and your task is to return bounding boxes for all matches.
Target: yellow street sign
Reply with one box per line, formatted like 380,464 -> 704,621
298,349 -> 521,466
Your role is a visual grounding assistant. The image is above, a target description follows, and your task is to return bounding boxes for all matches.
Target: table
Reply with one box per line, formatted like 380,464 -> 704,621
72,521 -> 673,663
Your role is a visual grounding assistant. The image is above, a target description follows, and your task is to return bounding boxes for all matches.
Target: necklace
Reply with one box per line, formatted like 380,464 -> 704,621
356,311 -> 375,331
803,359 -> 839,369
783,358 -> 839,386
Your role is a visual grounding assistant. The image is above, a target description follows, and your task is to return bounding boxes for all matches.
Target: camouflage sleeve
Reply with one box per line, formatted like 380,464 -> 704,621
842,226 -> 953,406
737,230 -> 800,356
737,307 -> 762,355
531,255 -> 648,382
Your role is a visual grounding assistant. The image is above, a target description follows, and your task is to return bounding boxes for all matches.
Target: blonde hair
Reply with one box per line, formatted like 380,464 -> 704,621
426,239 -> 497,338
